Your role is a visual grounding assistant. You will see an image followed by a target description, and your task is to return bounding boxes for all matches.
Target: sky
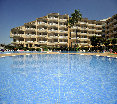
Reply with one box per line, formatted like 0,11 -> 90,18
0,0 -> 117,44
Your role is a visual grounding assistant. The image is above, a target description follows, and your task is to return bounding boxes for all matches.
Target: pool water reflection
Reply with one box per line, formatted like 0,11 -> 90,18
0,54 -> 117,104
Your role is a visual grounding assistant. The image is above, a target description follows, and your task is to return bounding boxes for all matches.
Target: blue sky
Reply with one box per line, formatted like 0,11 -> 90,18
0,0 -> 117,44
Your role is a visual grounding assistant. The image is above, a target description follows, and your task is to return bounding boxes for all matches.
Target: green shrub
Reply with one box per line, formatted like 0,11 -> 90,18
36,48 -> 41,51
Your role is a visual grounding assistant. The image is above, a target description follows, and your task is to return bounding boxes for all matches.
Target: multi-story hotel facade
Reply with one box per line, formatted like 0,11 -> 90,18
105,14 -> 117,40
10,13 -> 113,49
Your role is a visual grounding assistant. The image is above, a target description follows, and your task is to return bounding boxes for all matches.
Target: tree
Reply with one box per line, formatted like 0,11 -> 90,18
90,35 -> 99,50
71,9 -> 82,49
112,39 -> 117,45
67,9 -> 82,50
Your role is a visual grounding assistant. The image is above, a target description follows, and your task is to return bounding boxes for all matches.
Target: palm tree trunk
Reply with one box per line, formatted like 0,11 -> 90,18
68,26 -> 70,50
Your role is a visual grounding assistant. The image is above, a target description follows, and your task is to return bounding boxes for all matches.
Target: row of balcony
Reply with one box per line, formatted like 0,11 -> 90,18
11,41 -> 68,44
71,28 -> 102,31
24,27 -> 102,31
72,43 -> 89,46
11,33 -> 101,38
12,41 -> 91,46
26,21 -> 102,27
71,37 -> 90,40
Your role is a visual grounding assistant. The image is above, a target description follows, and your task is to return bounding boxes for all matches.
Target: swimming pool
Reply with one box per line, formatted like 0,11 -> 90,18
0,54 -> 117,104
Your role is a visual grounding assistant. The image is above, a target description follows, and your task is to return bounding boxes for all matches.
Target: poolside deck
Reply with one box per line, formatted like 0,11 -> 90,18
0,52 -> 117,58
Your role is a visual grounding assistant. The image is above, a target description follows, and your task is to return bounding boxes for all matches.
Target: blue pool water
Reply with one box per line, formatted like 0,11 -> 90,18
0,54 -> 117,104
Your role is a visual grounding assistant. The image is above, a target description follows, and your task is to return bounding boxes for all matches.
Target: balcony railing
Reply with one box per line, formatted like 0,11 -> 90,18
48,17 -> 58,20
59,42 -> 67,44
96,30 -> 102,32
25,28 -> 36,30
25,41 -> 34,43
96,34 -> 101,37
59,19 -> 67,22
71,37 -> 76,39
11,41 -> 24,44
38,41 -> 47,43
88,24 -> 95,26
26,34 -> 36,36
96,25 -> 102,27
79,22 -> 87,24
88,34 -> 96,36
38,35 -> 47,38
38,29 -> 47,32
59,25 -> 66,27
79,43 -> 88,45
48,23 -> 58,26
38,22 -> 47,25
59,30 -> 68,33
88,29 -> 96,31
59,36 -> 68,39
71,32 -> 76,34
80,33 -> 87,35
79,38 -> 90,41
114,24 -> 117,28
48,29 -> 58,32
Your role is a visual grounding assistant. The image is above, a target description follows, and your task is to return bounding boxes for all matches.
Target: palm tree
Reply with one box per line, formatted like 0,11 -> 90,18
67,16 -> 74,50
67,9 -> 82,50
71,10 -> 82,48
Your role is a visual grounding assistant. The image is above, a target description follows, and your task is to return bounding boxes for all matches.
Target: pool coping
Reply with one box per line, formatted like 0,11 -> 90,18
0,52 -> 117,58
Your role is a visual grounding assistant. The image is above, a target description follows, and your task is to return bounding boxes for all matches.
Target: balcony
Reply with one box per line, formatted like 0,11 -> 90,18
38,35 -> 47,38
113,31 -> 117,33
114,24 -> 117,28
96,25 -> 102,27
26,41 -> 34,43
48,23 -> 58,27
19,41 -> 25,44
71,37 -> 76,40
80,33 -> 87,35
38,29 -> 47,32
59,30 -> 67,33
48,36 -> 54,39
47,42 -> 55,45
113,19 -> 117,22
25,28 -> 36,31
59,42 -> 67,44
71,26 -> 77,29
59,19 -> 67,22
59,25 -> 66,28
96,30 -> 102,32
88,29 -> 96,31
11,34 -> 20,37
48,17 -> 58,20
79,22 -> 87,25
71,32 -> 76,34
79,43 -> 89,45
59,36 -> 68,39
96,34 -> 101,37
48,29 -> 58,33
11,41 -> 24,44
88,34 -> 96,36
38,22 -> 47,25
54,42 -> 58,45
88,24 -> 95,26
26,34 -> 36,36
38,41 -> 47,43
11,34 -> 26,38
79,38 -> 90,41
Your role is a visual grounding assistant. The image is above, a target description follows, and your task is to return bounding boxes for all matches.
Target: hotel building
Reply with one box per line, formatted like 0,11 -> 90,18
105,14 -> 117,40
10,13 -> 106,49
